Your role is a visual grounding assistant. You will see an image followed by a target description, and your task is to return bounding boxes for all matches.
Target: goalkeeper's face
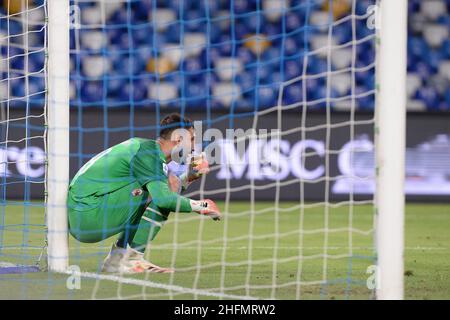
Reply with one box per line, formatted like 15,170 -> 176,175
170,127 -> 195,164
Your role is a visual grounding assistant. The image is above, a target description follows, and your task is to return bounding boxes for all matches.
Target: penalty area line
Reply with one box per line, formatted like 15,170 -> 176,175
61,270 -> 260,300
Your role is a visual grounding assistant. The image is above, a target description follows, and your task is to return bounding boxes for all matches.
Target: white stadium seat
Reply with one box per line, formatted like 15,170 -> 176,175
0,82 -> 8,99
81,31 -> 108,51
407,99 -> 427,112
333,98 -> 353,111
309,11 -> 330,32
331,48 -> 353,70
409,13 -> 427,35
423,24 -> 449,48
100,0 -> 124,20
148,82 -> 178,105
148,8 -> 176,32
263,0 -> 290,22
161,43 -> 184,67
212,82 -> 242,107
82,56 -> 111,78
214,58 -> 244,81
183,33 -> 207,57
331,72 -> 352,95
81,5 -> 103,25
407,74 -> 423,98
421,0 -> 447,21
311,35 -> 338,59
438,60 -> 450,81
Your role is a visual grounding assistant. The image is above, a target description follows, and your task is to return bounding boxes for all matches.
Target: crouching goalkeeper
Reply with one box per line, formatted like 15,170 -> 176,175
67,113 -> 220,274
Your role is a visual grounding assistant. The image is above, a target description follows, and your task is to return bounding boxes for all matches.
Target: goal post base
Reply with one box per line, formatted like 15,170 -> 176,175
0,262 -> 41,274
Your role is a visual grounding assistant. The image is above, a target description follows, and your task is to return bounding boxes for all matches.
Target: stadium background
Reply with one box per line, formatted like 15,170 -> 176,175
1,0 -> 449,201
0,0 -> 449,301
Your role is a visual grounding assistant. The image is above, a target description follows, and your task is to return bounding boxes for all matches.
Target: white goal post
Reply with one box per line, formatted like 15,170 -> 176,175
47,0 -> 70,272
375,0 -> 408,300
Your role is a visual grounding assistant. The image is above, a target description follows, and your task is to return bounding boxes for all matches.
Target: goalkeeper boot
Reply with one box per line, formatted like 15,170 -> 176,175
119,246 -> 174,274
101,242 -> 127,273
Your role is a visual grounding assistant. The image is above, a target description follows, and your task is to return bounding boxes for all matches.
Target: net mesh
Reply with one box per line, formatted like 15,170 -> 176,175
1,0 -> 379,300
0,0 -> 47,272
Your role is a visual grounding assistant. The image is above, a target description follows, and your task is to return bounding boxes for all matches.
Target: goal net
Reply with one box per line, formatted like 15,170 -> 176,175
0,0 -> 47,274
0,0 -> 406,300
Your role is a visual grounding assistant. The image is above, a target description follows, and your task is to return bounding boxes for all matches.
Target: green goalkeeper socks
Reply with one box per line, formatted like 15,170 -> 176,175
129,202 -> 170,253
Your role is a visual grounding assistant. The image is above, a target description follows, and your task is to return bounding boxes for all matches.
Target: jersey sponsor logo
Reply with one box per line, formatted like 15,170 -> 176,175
131,188 -> 143,197
162,163 -> 168,176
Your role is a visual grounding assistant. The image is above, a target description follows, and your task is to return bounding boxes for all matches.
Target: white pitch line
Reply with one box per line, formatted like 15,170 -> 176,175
1,246 -> 448,251
61,270 -> 260,300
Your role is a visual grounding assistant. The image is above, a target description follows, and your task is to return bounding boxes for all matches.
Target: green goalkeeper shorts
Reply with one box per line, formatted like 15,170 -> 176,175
67,181 -> 149,243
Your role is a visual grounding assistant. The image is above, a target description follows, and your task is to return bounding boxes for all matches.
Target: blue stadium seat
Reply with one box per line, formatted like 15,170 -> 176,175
217,34 -> 233,56
113,55 -> 146,75
282,36 -> 300,58
28,51 -> 45,73
411,60 -> 434,80
0,18 -> 21,37
409,0 -> 422,13
132,0 -> 153,20
233,0 -> 253,15
252,61 -> 275,84
184,81 -> 209,107
236,46 -> 256,65
255,85 -> 277,109
118,80 -> 148,102
182,56 -> 205,82
285,12 -> 303,33
284,58 -> 302,80
184,10 -> 206,33
262,46 -> 282,65
355,0 -> 375,16
409,37 -> 430,59
236,71 -> 257,94
106,76 -> 126,97
307,56 -> 327,75
10,74 -> 45,103
333,21 -> 352,45
283,83 -> 303,105
415,86 -> 441,109
355,86 -> 375,110
200,47 -> 222,65
132,25 -> 153,45
234,22 -> 250,40
445,89 -> 450,108
425,49 -> 444,72
109,6 -> 136,25
165,23 -> 181,43
81,81 -> 104,104
167,0 -> 193,12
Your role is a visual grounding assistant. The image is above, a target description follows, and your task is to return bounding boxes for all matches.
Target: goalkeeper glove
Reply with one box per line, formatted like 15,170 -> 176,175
180,152 -> 210,190
190,199 -> 221,221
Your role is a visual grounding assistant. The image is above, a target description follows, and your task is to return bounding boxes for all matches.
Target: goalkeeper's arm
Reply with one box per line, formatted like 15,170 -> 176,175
146,180 -> 221,220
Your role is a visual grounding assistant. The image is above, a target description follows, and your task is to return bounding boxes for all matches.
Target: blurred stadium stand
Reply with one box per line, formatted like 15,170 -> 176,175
1,0 -> 450,112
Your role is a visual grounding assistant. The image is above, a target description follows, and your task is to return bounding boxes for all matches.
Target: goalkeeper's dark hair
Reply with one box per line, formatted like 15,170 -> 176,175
159,113 -> 193,139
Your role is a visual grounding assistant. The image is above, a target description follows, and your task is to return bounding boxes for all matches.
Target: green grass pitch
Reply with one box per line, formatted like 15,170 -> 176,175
0,202 -> 449,300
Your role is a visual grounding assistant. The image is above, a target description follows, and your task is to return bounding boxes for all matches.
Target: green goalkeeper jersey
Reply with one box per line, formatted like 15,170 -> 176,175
69,138 -> 192,212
